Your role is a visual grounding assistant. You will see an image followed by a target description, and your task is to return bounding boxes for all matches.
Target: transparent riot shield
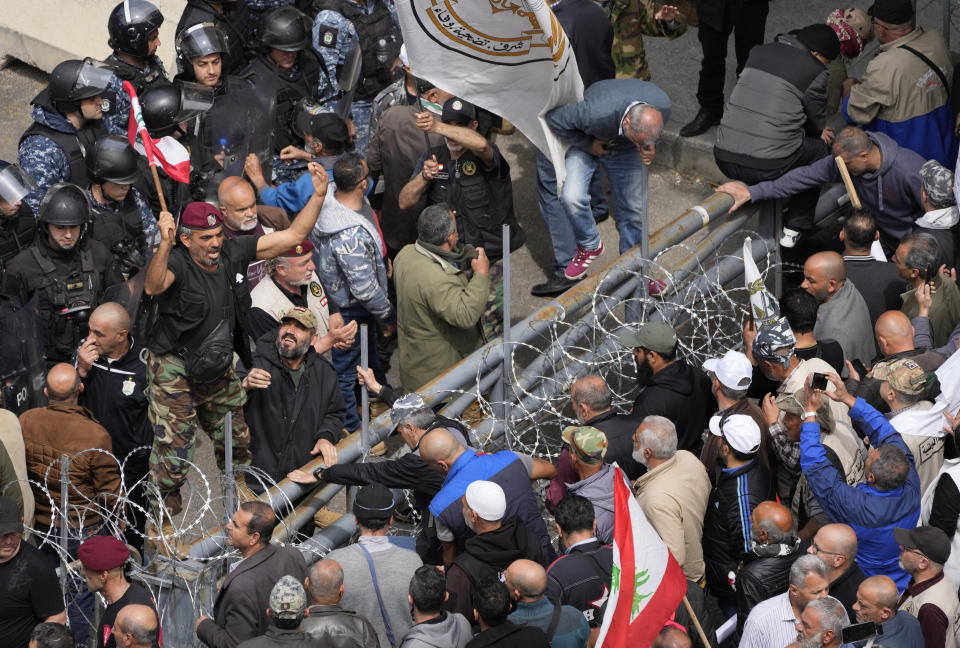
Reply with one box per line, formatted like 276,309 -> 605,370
189,85 -> 274,203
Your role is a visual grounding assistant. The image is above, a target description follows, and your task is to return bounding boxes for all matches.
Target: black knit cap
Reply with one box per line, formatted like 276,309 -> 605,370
353,484 -> 395,520
868,0 -> 914,25
791,24 -> 841,61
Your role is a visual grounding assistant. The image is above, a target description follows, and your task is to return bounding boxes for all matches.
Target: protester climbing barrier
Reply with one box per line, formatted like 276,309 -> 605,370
11,185 -> 851,646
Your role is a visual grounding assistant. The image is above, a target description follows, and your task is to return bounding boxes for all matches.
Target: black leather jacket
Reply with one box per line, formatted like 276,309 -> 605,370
301,603 -> 381,648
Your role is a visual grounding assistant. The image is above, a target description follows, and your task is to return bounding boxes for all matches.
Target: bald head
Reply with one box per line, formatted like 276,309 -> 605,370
88,302 -> 132,358
653,627 -> 692,648
115,604 -> 159,647
217,176 -> 258,231
817,523 -> 858,559
45,363 -> 81,403
803,252 -> 846,302
418,428 -> 466,474
875,311 -> 914,354
90,302 -> 130,331
752,501 -> 795,545
307,559 -> 344,604
505,559 -> 547,601
860,575 -> 900,611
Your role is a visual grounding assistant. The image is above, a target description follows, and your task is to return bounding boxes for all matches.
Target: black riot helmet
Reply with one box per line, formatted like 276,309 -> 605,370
48,59 -> 114,114
261,6 -> 311,52
107,0 -> 164,58
91,136 -> 141,185
37,183 -> 91,227
176,22 -> 230,62
140,81 -> 215,137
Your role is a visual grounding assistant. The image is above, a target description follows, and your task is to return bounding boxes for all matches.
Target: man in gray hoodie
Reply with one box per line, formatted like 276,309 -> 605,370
400,565 -> 472,648
717,127 -> 925,254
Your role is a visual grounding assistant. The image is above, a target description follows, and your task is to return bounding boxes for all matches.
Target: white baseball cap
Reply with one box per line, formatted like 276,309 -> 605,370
464,480 -> 506,521
710,414 -> 761,454
703,350 -> 753,391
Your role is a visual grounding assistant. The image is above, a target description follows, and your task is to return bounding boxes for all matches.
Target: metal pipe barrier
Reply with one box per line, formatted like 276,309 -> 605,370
126,184 -> 852,644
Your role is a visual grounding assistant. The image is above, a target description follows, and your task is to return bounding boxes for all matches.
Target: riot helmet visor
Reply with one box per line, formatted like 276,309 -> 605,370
73,60 -> 115,99
178,81 -> 216,118
176,22 -> 230,60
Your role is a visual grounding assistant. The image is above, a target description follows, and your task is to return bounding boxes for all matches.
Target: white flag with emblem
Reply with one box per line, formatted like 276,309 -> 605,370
395,0 -> 583,184
744,237 -> 779,328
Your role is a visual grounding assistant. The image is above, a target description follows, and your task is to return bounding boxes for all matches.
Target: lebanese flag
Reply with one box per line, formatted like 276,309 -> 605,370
122,80 -> 191,184
596,467 -> 687,648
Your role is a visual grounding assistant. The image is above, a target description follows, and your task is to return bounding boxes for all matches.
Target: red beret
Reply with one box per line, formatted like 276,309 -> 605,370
78,535 -> 130,571
181,202 -> 223,230
279,240 -> 314,257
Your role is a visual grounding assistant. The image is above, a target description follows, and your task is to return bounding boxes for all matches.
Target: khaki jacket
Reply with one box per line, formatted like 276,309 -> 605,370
394,242 -> 489,391
20,404 -> 120,526
0,409 -> 34,529
633,450 -> 711,582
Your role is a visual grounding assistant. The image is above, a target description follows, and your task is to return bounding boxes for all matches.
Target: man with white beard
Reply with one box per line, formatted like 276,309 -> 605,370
793,596 -> 848,648
631,415 -> 712,584
218,176 -> 289,288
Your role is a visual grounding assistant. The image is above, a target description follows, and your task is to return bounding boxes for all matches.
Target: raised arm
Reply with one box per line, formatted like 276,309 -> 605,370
143,211 -> 177,295
255,162 -> 327,260
415,111 -> 493,166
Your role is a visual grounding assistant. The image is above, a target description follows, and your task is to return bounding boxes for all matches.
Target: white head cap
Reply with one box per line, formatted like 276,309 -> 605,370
464,480 -> 506,521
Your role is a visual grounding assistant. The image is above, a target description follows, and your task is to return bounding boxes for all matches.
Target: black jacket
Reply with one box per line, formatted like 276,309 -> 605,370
701,458 -> 771,606
631,360 -> 715,456
235,626 -> 317,648
584,410 -> 645,480
843,256 -> 908,328
301,603 -> 380,648
829,561 -> 867,621
197,543 -> 308,648
735,539 -> 803,638
246,334 -> 346,483
77,337 -> 151,483
445,517 -> 545,620
545,540 -> 613,628
465,621 -> 549,648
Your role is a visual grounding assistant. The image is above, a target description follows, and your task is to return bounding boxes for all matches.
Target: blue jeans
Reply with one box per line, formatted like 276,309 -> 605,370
536,151 -> 609,276
559,147 -> 648,255
331,312 -> 389,432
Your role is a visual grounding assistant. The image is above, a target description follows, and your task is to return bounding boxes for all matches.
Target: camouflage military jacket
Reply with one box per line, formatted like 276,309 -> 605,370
608,0 -> 687,80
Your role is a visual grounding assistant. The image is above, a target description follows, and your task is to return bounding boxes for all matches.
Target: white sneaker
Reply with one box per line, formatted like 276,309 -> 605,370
780,227 -> 801,248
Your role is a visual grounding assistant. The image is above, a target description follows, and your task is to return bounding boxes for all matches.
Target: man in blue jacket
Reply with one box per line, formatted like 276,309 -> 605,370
799,372 -> 919,590
544,79 -> 670,281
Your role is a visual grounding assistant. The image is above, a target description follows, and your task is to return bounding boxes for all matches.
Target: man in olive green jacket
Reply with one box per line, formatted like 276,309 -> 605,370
394,204 -> 491,391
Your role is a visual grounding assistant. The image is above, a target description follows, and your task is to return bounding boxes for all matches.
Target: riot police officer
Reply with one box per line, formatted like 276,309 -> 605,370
101,0 -> 170,136
87,136 -> 158,279
310,0 -> 402,155
240,5 -> 331,183
176,0 -> 258,74
4,184 -> 122,365
18,59 -> 112,215
0,162 -> 38,273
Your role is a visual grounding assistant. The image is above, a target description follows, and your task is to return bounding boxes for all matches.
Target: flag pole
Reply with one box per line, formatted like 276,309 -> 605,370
681,596 -> 712,648
150,165 -> 168,213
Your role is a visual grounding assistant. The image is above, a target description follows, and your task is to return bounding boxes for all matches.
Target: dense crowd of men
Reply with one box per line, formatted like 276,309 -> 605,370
1,0 -> 960,647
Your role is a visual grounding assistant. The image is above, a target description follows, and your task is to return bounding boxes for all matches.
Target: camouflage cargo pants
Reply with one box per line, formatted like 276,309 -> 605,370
145,351 -> 251,512
482,259 -> 504,340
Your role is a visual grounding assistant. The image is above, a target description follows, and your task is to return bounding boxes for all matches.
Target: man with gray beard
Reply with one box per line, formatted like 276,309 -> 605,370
243,306 -> 346,488
793,596 -> 848,648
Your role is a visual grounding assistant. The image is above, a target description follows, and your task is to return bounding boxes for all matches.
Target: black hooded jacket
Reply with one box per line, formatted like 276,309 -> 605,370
245,333 -> 345,483
631,359 -> 715,455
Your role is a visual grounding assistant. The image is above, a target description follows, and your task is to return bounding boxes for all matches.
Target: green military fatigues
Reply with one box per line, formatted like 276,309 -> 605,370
146,351 -> 251,512
609,0 -> 688,80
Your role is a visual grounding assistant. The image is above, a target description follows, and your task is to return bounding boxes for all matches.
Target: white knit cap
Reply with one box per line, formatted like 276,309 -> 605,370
464,480 -> 506,521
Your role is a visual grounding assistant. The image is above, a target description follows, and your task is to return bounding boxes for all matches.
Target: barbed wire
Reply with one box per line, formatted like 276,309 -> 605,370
8,231 -> 787,641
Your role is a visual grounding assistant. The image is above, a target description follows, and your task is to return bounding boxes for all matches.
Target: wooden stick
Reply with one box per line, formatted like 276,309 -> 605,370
149,164 -> 168,213
682,595 -> 713,648
834,155 -> 862,210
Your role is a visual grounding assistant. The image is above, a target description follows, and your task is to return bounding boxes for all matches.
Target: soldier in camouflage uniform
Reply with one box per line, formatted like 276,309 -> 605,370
310,0 -> 402,156
143,172 -> 325,516
607,0 -> 687,81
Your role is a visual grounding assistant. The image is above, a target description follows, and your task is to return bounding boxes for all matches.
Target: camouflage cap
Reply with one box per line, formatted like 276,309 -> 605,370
752,318 -> 796,368
775,388 -> 835,430
919,160 -> 956,209
269,574 -> 307,619
870,358 -> 929,395
280,305 -> 317,331
561,426 -> 608,464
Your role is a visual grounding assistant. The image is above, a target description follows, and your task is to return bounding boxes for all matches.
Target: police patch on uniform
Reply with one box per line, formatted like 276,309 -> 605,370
462,160 -> 477,176
122,377 -> 135,396
323,32 -> 334,45
310,281 -> 323,297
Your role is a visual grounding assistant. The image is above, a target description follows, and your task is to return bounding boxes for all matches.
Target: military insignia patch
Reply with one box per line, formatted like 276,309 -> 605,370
121,378 -> 135,396
295,244 -> 303,254
462,160 -> 477,176
310,281 -> 323,297
207,214 -> 217,226
452,100 -> 463,110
